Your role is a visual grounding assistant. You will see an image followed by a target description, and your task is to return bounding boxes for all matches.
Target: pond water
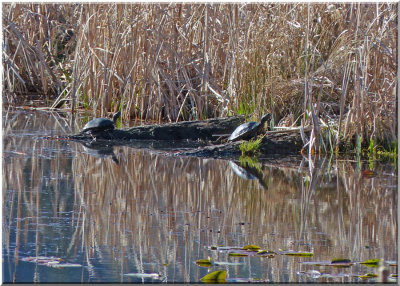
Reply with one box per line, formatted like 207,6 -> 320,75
3,109 -> 398,283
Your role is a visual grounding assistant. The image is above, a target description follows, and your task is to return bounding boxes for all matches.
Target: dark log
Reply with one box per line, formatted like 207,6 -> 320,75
71,115 -> 245,141
177,132 -> 303,158
69,115 -> 305,159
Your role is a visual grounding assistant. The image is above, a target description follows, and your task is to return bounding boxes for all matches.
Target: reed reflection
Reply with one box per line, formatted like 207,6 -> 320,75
3,110 -> 397,283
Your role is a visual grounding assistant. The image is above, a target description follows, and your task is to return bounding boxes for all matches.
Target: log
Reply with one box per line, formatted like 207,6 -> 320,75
177,132 -> 303,158
72,115 -> 245,141
69,115 -> 305,159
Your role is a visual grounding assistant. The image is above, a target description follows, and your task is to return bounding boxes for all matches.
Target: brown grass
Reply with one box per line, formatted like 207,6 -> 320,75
2,3 -> 397,151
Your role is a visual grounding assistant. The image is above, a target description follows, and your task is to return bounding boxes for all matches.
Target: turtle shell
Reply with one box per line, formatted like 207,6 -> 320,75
228,114 -> 271,141
228,121 -> 260,141
81,118 -> 115,134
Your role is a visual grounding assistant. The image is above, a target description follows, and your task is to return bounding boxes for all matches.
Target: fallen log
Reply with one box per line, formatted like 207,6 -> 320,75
69,115 -> 305,159
71,115 -> 245,141
177,132 -> 304,158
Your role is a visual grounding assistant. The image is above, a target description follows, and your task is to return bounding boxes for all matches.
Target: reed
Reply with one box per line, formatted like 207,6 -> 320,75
2,3 -> 397,150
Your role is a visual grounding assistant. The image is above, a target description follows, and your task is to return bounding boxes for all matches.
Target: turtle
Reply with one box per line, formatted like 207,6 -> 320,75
228,114 -> 271,142
80,111 -> 121,137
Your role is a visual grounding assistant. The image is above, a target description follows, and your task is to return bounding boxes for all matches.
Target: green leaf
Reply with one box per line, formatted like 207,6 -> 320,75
229,253 -> 248,257
196,257 -> 213,267
284,251 -> 313,257
242,244 -> 261,251
359,273 -> 378,279
200,270 -> 227,282
360,259 -> 380,267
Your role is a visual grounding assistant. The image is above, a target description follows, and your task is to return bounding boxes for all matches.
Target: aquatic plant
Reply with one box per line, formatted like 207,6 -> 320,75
239,138 -> 262,157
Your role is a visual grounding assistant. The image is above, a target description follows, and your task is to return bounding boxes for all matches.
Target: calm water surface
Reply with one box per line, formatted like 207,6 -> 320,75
3,110 -> 398,283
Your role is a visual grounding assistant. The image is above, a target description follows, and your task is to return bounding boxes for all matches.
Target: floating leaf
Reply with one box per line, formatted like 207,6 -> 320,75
200,270 -> 227,282
242,244 -> 261,251
196,257 -> 213,267
359,273 -> 378,279
284,251 -> 313,257
229,253 -> 248,257
331,258 -> 352,264
360,259 -> 380,267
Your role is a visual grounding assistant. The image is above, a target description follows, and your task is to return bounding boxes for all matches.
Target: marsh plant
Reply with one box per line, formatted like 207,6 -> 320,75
3,3 -> 397,152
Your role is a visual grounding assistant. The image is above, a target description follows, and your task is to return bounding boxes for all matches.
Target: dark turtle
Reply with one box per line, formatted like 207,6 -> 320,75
80,111 -> 121,136
228,114 -> 271,141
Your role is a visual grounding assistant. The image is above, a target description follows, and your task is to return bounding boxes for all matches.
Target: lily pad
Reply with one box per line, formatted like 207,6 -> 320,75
242,244 -> 261,251
359,272 -> 378,279
200,270 -> 227,282
196,257 -> 213,267
283,251 -> 313,257
360,259 -> 380,267
229,252 -> 248,257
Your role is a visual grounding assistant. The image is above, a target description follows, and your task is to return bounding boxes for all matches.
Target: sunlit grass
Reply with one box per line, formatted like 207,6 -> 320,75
239,138 -> 262,157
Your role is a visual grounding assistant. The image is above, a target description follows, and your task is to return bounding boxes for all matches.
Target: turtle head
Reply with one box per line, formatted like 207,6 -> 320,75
260,113 -> 272,125
112,111 -> 121,123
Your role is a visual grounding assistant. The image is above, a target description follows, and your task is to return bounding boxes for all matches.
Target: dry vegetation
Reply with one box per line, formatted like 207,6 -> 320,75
2,3 -> 397,151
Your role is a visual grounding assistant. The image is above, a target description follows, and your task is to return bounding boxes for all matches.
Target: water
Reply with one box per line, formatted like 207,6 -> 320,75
3,109 -> 398,283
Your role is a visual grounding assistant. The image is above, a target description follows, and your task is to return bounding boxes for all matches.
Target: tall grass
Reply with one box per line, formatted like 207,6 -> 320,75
2,3 -> 397,150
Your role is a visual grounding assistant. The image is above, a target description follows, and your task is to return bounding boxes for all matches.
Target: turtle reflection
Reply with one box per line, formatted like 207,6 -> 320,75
81,142 -> 119,164
229,160 -> 268,190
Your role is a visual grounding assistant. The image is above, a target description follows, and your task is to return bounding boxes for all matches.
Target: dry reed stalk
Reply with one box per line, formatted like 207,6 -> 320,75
3,3 -> 397,149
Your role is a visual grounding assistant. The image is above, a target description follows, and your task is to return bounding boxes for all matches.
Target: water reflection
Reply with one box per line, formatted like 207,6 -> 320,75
229,160 -> 268,190
2,110 -> 398,283
81,142 -> 119,164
